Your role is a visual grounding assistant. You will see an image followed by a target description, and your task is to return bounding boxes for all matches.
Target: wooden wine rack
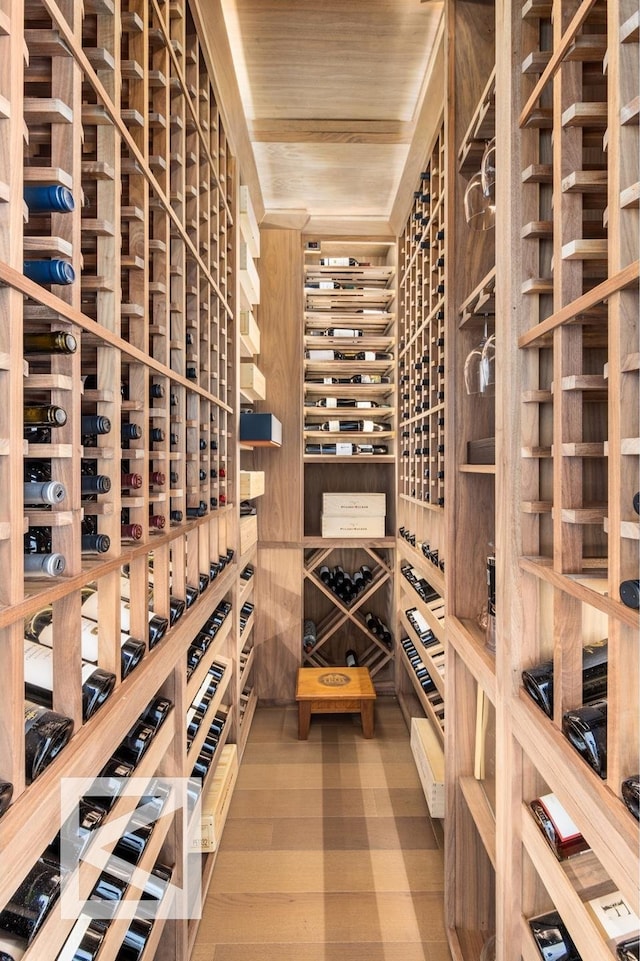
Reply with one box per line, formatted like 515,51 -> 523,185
0,2 -> 260,960
437,0 -> 640,955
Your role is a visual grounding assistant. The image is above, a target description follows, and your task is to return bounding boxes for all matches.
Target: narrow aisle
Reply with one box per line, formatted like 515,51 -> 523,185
193,699 -> 451,961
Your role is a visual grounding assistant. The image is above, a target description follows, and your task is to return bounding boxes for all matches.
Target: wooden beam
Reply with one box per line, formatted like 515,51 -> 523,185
249,118 -> 412,144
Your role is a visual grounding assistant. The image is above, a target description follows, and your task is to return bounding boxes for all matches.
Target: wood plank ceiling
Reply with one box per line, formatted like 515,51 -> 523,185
219,0 -> 445,235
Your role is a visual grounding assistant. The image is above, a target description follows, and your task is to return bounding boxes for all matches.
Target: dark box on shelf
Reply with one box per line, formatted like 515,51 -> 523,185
467,436 -> 495,465
240,413 -> 282,446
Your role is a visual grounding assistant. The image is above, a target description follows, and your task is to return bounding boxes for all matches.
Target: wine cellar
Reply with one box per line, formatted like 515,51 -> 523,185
0,0 -> 637,959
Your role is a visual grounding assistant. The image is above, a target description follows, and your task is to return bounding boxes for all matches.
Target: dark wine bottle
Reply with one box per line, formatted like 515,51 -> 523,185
621,775 -> 639,820
353,350 -> 393,361
24,551 -> 65,577
619,579 -> 640,609
81,414 -> 111,436
24,259 -> 75,285
115,918 -> 154,960
23,331 -> 77,355
562,698 -> 607,777
528,912 -> 581,961
304,443 -> 388,455
0,856 -> 62,943
24,701 -> 74,782
345,649 -> 358,668
0,780 -> 13,819
121,422 -> 143,442
58,916 -> 107,961
150,382 -> 165,399
522,639 -> 608,717
80,462 -> 111,495
24,184 -> 75,213
303,619 -> 317,652
81,517 -> 110,554
23,639 -> 115,721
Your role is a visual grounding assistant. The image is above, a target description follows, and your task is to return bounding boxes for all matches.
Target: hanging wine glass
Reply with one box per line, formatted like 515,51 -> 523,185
480,935 -> 496,961
481,137 -> 496,199
464,318 -> 489,395
464,170 -> 495,231
480,332 -> 496,396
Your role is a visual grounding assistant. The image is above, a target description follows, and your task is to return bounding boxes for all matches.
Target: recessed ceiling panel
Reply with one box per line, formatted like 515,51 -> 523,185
253,142 -> 408,216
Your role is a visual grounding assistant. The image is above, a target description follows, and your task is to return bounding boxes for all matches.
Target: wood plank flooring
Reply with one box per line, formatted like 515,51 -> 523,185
193,698 -> 451,961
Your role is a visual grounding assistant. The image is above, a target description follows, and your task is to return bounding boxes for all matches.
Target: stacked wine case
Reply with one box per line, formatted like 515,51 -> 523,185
0,2 -> 256,959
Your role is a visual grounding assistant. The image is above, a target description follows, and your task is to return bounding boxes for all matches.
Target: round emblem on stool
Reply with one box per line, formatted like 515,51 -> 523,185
318,672 -> 351,687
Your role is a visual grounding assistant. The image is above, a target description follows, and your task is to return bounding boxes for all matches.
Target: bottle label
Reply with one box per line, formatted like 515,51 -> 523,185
323,377 -> 333,384
336,443 -> 353,456
332,328 -> 359,337
318,281 -> 334,289
328,420 -> 340,433
308,349 -> 336,361
356,401 -> 372,409
325,398 -> 337,408
363,351 -> 375,361
24,639 -> 55,690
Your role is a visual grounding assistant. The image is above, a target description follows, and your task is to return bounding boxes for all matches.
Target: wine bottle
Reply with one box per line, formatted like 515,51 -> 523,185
56,915 -> 107,961
619,579 -> 640,609
24,259 -> 75,285
345,649 -> 358,668
305,349 -> 345,360
562,698 -> 607,777
112,820 -> 153,866
23,331 -> 77,355
528,912 -> 581,961
318,565 -> 332,585
316,397 -> 379,409
49,801 -> 107,866
116,918 -> 153,960
0,856 -> 62,944
307,419 -> 386,433
621,775 -> 639,820
24,640 -> 115,721
149,514 -> 165,530
24,701 -> 74,782
25,606 -> 145,679
304,443 -> 388,455
616,936 -> 640,961
24,184 -> 75,213
303,619 -> 317,652
23,480 -> 66,505
150,382 -> 165,399
81,586 -> 168,648
24,552 -> 65,577
0,781 -> 13,819
80,414 -> 111,436
24,404 -> 67,427
352,351 -> 393,361
349,374 -> 390,384
80,462 -> 111,495
522,639 -> 608,717
121,422 -> 142,442
88,871 -> 128,915
121,470 -> 143,489
81,517 -> 110,554
113,721 -> 156,767
150,470 -> 165,486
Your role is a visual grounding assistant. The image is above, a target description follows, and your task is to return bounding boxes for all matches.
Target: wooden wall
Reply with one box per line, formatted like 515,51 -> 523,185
252,227 -> 304,700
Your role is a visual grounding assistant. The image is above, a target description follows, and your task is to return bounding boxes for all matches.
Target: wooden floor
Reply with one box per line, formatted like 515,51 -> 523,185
193,698 -> 451,961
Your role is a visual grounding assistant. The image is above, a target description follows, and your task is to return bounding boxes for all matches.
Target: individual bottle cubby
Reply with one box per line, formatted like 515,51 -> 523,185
303,546 -> 394,688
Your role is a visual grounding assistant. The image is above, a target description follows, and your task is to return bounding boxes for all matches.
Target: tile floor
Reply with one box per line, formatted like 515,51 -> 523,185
193,698 -> 451,961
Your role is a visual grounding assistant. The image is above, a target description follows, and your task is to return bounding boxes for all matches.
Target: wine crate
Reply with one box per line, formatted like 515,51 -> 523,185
192,743 -> 239,852
240,513 -> 258,555
239,310 -> 260,358
239,241 -> 260,306
320,514 -> 386,538
239,412 -> 282,445
322,492 -> 386,517
239,185 -> 260,259
240,470 -> 265,500
239,362 -> 266,402
410,716 -> 445,818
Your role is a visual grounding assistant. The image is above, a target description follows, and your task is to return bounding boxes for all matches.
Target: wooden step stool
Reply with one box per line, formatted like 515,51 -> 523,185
295,667 -> 377,739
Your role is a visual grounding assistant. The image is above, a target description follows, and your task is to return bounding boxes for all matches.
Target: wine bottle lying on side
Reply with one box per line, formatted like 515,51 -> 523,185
562,699 -> 607,778
521,639 -> 608,717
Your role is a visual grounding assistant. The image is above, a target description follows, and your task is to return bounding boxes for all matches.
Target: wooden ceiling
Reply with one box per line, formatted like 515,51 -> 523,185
217,0 -> 445,235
